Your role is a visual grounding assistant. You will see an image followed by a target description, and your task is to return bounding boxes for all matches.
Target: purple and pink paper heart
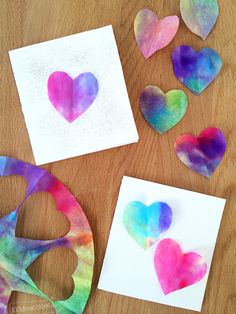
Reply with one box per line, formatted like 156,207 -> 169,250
175,127 -> 226,178
154,238 -> 207,295
134,9 -> 179,59
47,71 -> 98,123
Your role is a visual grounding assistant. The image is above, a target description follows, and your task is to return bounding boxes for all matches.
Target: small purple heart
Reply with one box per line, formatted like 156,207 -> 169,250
47,71 -> 98,123
174,127 -> 226,178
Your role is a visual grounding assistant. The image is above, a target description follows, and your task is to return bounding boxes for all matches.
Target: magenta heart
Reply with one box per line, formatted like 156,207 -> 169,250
47,71 -> 98,123
134,9 -> 179,59
154,238 -> 207,295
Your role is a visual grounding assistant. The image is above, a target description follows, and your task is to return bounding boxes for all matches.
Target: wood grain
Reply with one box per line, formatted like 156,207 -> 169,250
0,0 -> 235,313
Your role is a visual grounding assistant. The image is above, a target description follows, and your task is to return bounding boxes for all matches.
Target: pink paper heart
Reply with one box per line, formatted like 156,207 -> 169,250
154,239 -> 207,295
47,71 -> 98,123
134,9 -> 179,59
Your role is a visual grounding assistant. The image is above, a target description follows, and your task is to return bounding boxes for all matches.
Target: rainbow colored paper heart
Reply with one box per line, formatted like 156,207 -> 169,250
180,0 -> 219,40
154,238 -> 207,295
172,46 -> 222,95
134,9 -> 179,59
139,86 -> 188,134
122,201 -> 172,249
47,71 -> 98,123
175,127 -> 226,178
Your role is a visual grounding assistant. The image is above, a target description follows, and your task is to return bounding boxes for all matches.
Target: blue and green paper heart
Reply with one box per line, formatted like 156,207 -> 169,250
139,86 -> 188,134
122,201 -> 172,249
172,46 -> 222,95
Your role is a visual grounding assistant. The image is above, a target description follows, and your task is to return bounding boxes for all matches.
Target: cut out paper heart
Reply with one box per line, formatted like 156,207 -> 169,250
139,86 -> 188,134
180,0 -> 219,40
154,238 -> 207,295
174,127 -> 226,178
172,46 -> 222,95
123,201 -> 172,249
134,9 -> 179,59
48,71 -> 98,123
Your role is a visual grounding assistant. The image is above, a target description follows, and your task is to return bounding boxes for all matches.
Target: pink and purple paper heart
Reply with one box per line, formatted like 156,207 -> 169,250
174,127 -> 226,178
122,201 -> 172,249
154,238 -> 207,295
139,86 -> 188,134
172,46 -> 222,95
180,0 -> 219,40
134,9 -> 179,59
47,71 -> 98,123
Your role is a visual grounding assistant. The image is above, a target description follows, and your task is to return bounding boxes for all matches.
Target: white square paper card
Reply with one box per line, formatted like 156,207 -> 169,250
9,25 -> 138,165
98,176 -> 226,312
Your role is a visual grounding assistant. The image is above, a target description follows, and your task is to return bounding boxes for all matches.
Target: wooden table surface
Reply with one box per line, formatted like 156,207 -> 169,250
1,1 -> 235,313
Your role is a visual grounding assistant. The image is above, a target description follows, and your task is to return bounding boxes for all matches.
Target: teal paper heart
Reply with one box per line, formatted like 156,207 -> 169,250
139,86 -> 188,134
123,201 -> 172,249
180,0 -> 219,40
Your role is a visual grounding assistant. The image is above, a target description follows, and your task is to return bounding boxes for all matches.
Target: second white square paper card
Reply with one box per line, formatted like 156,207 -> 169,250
98,176 -> 226,312
9,25 -> 138,165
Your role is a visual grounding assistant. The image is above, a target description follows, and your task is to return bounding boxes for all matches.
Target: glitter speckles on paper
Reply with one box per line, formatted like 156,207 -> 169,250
180,0 -> 219,40
123,201 -> 172,249
174,127 -> 226,177
172,45 -> 222,95
140,86 -> 188,134
154,238 -> 207,295
134,9 -> 179,59
48,71 -> 98,123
